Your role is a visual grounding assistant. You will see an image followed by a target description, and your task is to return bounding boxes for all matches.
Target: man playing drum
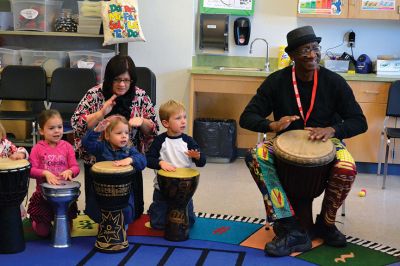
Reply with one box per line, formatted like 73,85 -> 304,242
240,26 -> 367,257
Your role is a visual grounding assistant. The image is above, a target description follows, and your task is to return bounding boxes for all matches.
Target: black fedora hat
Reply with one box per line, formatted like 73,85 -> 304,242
285,26 -> 321,53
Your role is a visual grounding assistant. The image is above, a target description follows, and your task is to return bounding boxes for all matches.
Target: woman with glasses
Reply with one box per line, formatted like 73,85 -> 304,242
240,26 -> 367,257
71,54 -> 159,224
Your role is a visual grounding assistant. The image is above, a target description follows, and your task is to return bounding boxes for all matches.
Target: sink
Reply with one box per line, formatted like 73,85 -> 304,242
215,66 -> 265,72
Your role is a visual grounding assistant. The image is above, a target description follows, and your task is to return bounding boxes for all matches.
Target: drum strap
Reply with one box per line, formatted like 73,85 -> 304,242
292,66 -> 318,127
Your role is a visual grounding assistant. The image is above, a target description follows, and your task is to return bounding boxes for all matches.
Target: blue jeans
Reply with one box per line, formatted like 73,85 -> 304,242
84,164 -> 135,225
148,189 -> 196,230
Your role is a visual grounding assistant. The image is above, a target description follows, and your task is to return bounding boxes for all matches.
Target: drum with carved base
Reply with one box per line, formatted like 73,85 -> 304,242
273,130 -> 336,229
0,158 -> 30,253
157,168 -> 200,241
91,161 -> 134,253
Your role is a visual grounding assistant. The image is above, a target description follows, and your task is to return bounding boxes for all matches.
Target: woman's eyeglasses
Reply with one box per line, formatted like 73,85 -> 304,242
113,78 -> 132,84
296,45 -> 322,56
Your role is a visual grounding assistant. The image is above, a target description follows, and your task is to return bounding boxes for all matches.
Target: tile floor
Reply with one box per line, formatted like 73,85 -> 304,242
26,159 -> 400,250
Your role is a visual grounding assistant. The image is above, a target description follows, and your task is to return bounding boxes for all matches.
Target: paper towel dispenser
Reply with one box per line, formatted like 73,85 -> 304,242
199,14 -> 229,52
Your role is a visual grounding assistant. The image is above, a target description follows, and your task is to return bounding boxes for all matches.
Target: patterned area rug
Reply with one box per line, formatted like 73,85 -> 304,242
1,213 -> 399,266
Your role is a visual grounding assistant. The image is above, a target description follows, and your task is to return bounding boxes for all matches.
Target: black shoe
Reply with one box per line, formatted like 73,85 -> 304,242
314,215 -> 347,247
265,218 -> 312,257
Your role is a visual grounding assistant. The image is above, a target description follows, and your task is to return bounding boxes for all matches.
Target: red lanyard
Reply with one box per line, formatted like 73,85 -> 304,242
292,65 -> 318,127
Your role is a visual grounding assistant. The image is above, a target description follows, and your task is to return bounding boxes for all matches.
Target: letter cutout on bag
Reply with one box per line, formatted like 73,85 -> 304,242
101,0 -> 146,46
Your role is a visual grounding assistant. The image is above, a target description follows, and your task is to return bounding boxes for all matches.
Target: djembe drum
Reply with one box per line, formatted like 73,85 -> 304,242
157,168 -> 200,241
91,161 -> 135,253
41,181 -> 81,248
0,158 -> 30,253
273,130 -> 336,230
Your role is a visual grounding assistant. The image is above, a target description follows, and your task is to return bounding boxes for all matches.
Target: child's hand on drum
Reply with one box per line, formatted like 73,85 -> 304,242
60,169 -> 73,180
44,170 -> 61,185
9,152 -> 26,160
160,161 -> 176,171
186,149 -> 200,160
113,158 -> 133,167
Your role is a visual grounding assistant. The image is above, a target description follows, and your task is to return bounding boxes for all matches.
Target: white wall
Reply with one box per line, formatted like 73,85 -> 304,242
130,0 -> 400,119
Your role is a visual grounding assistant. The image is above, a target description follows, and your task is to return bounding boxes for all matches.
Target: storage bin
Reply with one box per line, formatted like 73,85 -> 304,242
0,47 -> 22,71
68,49 -> 115,82
324,60 -> 349,73
78,1 -> 101,17
20,49 -> 68,77
193,118 -> 237,163
11,0 -> 62,32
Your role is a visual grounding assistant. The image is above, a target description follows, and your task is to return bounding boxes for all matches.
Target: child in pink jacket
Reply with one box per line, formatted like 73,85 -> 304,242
28,110 -> 80,237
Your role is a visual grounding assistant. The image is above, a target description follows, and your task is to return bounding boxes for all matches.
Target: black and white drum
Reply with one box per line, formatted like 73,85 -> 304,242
41,181 -> 81,248
0,158 -> 30,253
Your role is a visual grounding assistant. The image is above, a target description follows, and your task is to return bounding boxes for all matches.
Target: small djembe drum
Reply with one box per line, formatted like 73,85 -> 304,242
41,181 -> 81,248
273,130 -> 336,230
0,158 -> 30,254
91,161 -> 135,253
157,168 -> 200,241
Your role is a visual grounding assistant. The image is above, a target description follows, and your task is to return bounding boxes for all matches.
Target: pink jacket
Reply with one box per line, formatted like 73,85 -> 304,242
29,140 -> 80,192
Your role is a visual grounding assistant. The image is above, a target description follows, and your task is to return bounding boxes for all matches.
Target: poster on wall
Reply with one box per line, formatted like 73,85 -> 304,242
361,0 -> 395,10
298,0 -> 342,15
200,0 -> 255,16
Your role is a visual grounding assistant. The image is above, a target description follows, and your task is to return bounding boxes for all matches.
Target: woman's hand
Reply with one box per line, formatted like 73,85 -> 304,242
269,115 -> 300,133
9,152 -> 26,160
186,149 -> 200,160
59,169 -> 73,181
129,116 -> 144,128
44,170 -> 60,185
113,158 -> 133,167
159,161 -> 176,171
94,119 -> 110,132
100,94 -> 117,117
305,127 -> 335,142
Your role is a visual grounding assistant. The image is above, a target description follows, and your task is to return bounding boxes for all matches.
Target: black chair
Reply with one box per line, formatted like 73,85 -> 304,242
46,67 -> 97,133
136,67 -> 156,105
377,80 -> 400,189
0,65 -> 47,147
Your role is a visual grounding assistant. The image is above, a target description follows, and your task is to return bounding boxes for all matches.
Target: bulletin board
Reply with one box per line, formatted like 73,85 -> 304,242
200,0 -> 255,16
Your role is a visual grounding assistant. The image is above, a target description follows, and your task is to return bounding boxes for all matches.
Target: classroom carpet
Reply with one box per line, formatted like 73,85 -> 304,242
1,213 -> 399,266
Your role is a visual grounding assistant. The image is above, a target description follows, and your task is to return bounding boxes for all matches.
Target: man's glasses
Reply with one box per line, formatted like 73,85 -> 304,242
113,78 -> 132,84
296,45 -> 322,56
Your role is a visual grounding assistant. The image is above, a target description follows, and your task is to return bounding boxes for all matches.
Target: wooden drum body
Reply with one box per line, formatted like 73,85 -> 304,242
41,181 -> 81,248
273,130 -> 336,230
157,168 -> 200,242
0,158 -> 30,254
91,161 -> 134,253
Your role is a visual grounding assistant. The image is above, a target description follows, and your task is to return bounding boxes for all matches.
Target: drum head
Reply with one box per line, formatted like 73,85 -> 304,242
41,181 -> 81,190
273,130 -> 335,166
0,158 -> 30,170
92,161 -> 134,174
158,168 -> 200,179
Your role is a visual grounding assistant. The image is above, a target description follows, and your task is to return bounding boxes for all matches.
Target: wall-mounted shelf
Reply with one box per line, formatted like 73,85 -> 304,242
0,30 -> 103,38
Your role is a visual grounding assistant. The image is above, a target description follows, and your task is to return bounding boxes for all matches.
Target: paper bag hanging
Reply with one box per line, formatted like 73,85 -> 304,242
101,0 -> 146,46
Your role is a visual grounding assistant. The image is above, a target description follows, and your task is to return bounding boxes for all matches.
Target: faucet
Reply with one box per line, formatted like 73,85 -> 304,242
249,38 -> 269,72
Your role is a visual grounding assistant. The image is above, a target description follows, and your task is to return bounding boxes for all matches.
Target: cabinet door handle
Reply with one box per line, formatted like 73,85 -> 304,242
364,90 -> 380,94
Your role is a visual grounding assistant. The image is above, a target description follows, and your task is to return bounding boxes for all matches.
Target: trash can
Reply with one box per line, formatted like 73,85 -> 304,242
193,118 -> 237,163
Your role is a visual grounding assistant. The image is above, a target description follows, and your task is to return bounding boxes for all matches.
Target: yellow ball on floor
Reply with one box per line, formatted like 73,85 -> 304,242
358,191 -> 366,197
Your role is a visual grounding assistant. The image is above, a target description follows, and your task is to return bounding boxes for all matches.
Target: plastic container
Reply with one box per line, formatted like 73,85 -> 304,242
20,49 -> 68,77
0,12 -> 13,30
193,118 -> 237,163
0,47 -> 22,71
277,45 -> 291,69
324,60 -> 349,73
68,49 -> 115,82
11,0 -> 62,31
78,1 -> 101,17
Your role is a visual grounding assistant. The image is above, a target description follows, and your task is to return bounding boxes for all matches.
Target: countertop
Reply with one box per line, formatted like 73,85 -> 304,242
191,55 -> 400,82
